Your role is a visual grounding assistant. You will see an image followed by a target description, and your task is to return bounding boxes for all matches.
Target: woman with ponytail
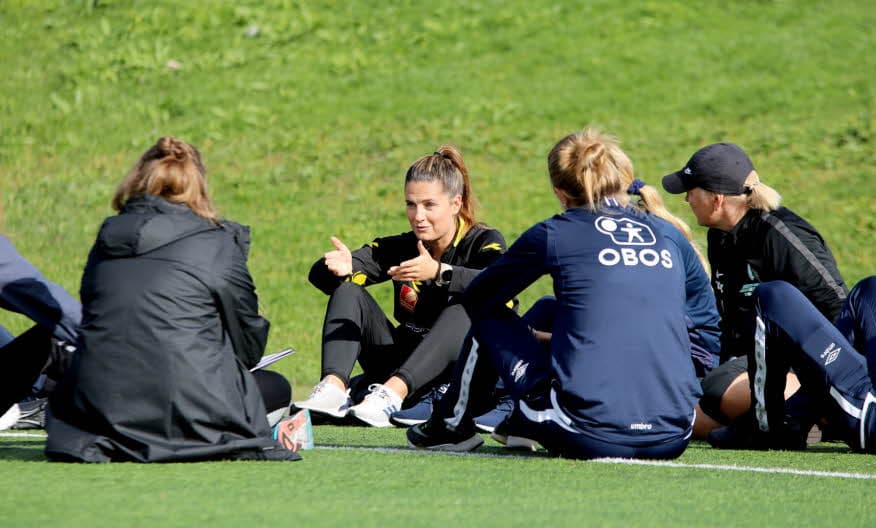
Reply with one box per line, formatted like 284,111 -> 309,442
298,145 -> 509,427
408,128 -> 702,459
661,143 -> 847,442
46,137 -> 299,462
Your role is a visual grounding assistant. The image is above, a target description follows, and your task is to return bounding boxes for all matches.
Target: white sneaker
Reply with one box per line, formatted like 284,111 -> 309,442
349,384 -> 403,428
0,404 -> 21,431
293,380 -> 351,418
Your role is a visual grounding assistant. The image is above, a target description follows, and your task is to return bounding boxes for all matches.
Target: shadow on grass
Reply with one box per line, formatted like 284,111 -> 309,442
0,443 -> 47,462
317,441 -> 552,458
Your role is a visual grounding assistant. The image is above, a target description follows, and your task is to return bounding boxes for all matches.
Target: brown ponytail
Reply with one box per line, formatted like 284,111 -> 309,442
113,136 -> 217,222
405,144 -> 478,229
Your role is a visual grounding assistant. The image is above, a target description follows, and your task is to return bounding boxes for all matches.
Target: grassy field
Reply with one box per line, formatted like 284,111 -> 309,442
4,428 -> 876,528
0,1 -> 874,525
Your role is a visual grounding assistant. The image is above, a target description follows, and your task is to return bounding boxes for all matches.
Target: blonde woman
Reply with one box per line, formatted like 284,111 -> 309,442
409,128 -> 701,459
661,142 -> 848,441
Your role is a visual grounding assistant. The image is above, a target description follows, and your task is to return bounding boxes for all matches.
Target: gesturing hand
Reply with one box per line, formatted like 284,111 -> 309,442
388,240 -> 440,282
324,236 -> 353,277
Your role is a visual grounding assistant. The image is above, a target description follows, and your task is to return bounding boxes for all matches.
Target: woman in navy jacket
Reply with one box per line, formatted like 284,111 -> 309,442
409,128 -> 702,459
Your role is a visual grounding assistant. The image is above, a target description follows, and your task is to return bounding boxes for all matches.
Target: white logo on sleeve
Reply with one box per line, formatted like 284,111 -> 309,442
594,216 -> 673,268
510,360 -> 529,383
821,343 -> 841,365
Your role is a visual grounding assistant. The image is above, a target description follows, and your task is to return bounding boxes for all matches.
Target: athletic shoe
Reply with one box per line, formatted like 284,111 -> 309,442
389,383 -> 448,427
407,417 -> 483,452
0,404 -> 20,431
11,397 -> 48,430
273,409 -> 314,452
709,412 -> 812,451
292,380 -> 351,418
349,384 -> 403,428
490,412 -> 538,452
474,394 -> 514,433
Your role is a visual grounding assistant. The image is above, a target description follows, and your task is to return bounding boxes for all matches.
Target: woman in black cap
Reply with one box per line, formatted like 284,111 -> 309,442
661,142 -> 848,442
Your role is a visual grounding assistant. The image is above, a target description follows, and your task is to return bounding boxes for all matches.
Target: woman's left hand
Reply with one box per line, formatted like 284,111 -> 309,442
388,240 -> 440,282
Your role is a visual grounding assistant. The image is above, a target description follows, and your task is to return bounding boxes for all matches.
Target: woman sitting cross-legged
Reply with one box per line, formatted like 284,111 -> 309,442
46,137 -> 298,462
296,145 -> 508,427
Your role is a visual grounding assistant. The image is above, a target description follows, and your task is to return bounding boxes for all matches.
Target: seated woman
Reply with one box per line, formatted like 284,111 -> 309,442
297,145 -> 508,427
408,128 -> 702,459
709,277 -> 876,451
661,143 -> 848,438
0,235 -> 81,430
45,137 -> 297,462
471,180 -> 722,431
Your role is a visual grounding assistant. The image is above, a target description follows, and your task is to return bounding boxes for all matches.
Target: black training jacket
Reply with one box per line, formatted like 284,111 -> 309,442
47,195 -> 275,462
309,219 -> 507,335
707,206 -> 847,363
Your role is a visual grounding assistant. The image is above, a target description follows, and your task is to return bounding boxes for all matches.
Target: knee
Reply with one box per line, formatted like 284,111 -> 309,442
755,280 -> 801,311
521,296 -> 557,329
849,276 -> 876,306
327,282 -> 371,309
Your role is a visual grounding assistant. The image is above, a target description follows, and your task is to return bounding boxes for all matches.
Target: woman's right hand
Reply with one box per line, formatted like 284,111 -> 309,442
324,236 -> 353,277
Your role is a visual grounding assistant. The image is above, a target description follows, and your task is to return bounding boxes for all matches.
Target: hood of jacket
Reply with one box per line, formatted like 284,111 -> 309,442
95,194 -> 218,258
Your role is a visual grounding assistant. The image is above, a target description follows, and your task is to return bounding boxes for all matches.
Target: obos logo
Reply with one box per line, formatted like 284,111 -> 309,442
594,216 -> 673,268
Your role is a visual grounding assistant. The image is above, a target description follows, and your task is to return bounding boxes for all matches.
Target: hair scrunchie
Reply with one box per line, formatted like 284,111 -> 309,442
627,178 -> 646,196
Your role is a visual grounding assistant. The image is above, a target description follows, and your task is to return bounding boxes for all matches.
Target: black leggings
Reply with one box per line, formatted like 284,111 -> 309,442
0,325 -> 53,411
320,283 -> 469,399
251,370 -> 292,417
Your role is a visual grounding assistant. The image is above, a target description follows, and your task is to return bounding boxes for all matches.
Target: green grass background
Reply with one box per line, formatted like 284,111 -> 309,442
4,430 -> 876,528
0,1 -> 874,525
2,0 -> 873,387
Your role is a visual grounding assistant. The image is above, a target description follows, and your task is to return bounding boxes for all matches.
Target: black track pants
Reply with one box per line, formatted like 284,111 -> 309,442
320,283 -> 468,397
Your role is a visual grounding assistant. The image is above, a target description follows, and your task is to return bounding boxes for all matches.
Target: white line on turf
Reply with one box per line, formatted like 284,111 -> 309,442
3,436 -> 873,480
0,432 -> 47,438
316,445 -> 876,480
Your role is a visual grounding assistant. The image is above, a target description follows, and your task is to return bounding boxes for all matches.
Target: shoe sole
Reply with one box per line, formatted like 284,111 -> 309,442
474,423 -> 496,433
292,402 -> 349,419
408,434 -> 484,452
491,432 -> 538,451
389,416 -> 427,427
349,409 -> 393,428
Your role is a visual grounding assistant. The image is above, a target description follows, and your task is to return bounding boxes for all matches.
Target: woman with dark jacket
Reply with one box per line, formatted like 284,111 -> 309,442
661,142 -> 848,440
296,145 -> 508,427
46,137 -> 297,462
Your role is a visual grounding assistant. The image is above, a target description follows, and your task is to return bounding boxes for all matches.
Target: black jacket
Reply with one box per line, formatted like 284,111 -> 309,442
309,220 -> 507,335
46,195 -> 274,462
708,207 -> 847,362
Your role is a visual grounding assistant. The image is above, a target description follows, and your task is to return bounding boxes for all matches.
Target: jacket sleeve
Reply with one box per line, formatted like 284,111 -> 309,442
308,235 -> 396,295
216,224 -> 270,369
677,236 -> 721,375
762,217 -> 848,321
0,235 -> 81,343
461,223 -> 548,319
447,228 -> 508,294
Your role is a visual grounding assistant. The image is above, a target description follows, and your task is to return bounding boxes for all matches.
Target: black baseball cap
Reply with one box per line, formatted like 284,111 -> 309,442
661,143 -> 755,195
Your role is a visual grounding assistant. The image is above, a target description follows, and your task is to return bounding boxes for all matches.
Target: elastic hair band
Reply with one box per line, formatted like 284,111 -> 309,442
627,178 -> 646,196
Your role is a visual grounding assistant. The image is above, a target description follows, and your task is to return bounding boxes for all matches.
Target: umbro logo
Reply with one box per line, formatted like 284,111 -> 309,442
683,167 -> 692,175
511,360 -> 528,383
821,342 -> 841,365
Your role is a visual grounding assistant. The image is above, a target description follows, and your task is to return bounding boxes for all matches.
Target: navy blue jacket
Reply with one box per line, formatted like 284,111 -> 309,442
0,235 -> 80,345
656,221 -> 721,376
462,203 -> 701,446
